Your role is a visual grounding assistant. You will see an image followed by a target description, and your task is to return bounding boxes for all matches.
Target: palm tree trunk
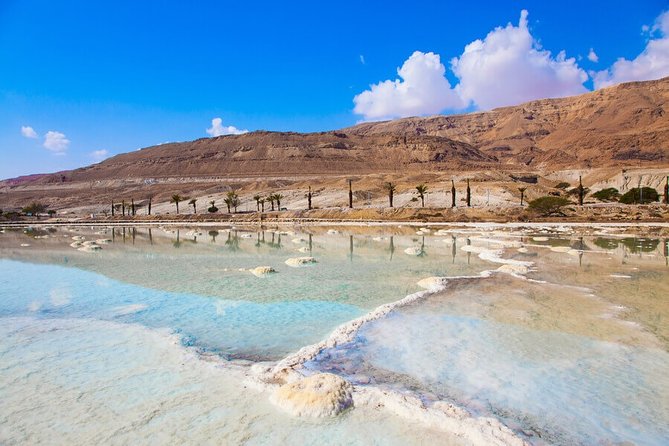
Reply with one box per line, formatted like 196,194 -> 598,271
389,191 -> 393,207
176,202 -> 179,214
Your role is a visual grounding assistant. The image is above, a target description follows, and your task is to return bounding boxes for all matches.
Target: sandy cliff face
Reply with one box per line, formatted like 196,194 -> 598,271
347,77 -> 669,169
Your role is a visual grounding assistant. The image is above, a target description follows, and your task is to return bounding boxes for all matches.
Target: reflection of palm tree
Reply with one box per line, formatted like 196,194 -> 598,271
209,230 -> 219,242
225,231 -> 240,251
451,235 -> 457,263
417,236 -> 427,257
389,236 -> 395,261
173,230 -> 181,248
189,198 -> 197,214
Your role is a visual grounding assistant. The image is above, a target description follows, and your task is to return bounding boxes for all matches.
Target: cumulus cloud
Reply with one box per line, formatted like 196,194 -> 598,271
21,125 -> 38,139
43,131 -> 70,154
206,117 -> 248,136
593,10 -> 669,88
451,10 -> 588,110
353,10 -> 588,119
353,51 -> 464,120
90,149 -> 109,161
588,48 -> 599,63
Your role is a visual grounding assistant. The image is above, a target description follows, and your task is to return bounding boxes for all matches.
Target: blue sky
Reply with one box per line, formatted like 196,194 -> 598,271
1,0 -> 668,179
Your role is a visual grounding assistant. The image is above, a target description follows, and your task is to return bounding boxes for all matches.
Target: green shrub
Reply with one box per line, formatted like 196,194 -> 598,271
567,187 -> 590,197
22,202 -> 48,215
528,196 -> 572,216
207,205 -> 219,213
554,182 -> 571,190
592,188 -> 620,202
619,187 -> 659,204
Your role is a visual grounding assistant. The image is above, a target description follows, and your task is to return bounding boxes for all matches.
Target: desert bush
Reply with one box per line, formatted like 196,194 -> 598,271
592,188 -> 621,202
528,196 -> 572,216
619,187 -> 659,204
554,182 -> 571,190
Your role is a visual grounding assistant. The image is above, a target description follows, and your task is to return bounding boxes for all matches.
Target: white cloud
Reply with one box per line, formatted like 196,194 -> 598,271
593,10 -> 669,88
90,149 -> 109,161
588,48 -> 599,63
360,54 -> 366,65
43,131 -> 70,155
353,10 -> 587,119
21,125 -> 38,139
206,117 -> 248,136
451,10 -> 588,110
353,51 -> 464,120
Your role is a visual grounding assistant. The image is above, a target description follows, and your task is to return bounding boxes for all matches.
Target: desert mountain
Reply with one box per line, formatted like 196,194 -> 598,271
9,76 -> 669,186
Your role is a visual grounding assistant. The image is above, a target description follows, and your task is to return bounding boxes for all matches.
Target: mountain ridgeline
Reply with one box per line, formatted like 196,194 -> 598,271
16,77 -> 669,185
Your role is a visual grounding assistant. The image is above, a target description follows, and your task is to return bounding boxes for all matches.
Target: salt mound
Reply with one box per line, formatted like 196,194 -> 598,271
326,229 -> 339,234
496,264 -> 530,276
70,242 -> 83,248
285,257 -> 317,267
404,247 -> 423,256
532,236 -> 549,242
517,247 -> 528,253
271,373 -> 353,418
96,239 -> 112,244
417,277 -> 448,290
250,266 -> 276,277
240,233 -> 253,238
297,246 -> 310,253
291,238 -> 305,244
78,245 -> 102,252
71,236 -> 85,241
550,246 -> 571,253
20,243 -> 31,247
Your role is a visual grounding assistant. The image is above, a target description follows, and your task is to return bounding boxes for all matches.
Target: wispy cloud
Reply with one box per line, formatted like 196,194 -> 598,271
206,117 -> 248,137
21,125 -> 38,139
43,131 -> 70,155
90,149 -> 109,161
359,54 -> 366,65
587,48 -> 599,63
593,10 -> 669,88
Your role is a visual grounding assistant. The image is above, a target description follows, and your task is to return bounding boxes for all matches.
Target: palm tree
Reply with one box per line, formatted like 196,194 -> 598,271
518,187 -> 527,206
274,193 -> 284,210
226,191 -> 239,213
189,198 -> 197,213
307,186 -> 312,210
466,179 -> 471,207
253,195 -> 262,211
259,198 -> 266,212
415,184 -> 428,207
451,180 -> 456,208
171,194 -> 184,214
384,182 -> 397,207
268,194 -> 276,211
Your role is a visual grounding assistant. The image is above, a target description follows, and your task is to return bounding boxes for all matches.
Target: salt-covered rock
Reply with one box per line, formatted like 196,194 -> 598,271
291,238 -> 305,244
416,277 -> 448,290
71,236 -> 85,241
549,246 -> 571,253
270,373 -> 353,418
326,229 -> 339,234
404,247 -> 423,256
496,264 -> 530,276
70,242 -> 83,248
20,243 -> 31,247
297,246 -> 310,253
532,236 -> 549,242
96,239 -> 112,244
250,266 -> 276,277
78,245 -> 102,252
517,247 -> 528,253
285,257 -> 317,267
240,233 -> 253,238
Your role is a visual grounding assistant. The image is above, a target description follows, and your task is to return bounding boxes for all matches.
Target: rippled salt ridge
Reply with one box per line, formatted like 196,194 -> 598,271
1,224 -> 668,445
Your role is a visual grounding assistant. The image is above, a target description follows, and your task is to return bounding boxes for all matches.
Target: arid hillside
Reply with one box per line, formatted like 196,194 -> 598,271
1,77 -> 668,215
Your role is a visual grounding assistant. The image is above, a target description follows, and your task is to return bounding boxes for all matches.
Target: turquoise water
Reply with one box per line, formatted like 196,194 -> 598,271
1,225 -> 668,445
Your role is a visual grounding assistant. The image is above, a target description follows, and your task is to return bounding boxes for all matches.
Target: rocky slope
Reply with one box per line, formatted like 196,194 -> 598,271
7,76 -> 669,187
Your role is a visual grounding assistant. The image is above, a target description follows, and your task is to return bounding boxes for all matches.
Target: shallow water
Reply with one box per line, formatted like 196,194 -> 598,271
1,224 -> 668,445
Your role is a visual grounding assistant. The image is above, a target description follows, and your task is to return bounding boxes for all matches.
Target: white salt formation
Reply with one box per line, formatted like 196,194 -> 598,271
270,373 -> 353,418
250,266 -> 276,277
285,257 -> 317,267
